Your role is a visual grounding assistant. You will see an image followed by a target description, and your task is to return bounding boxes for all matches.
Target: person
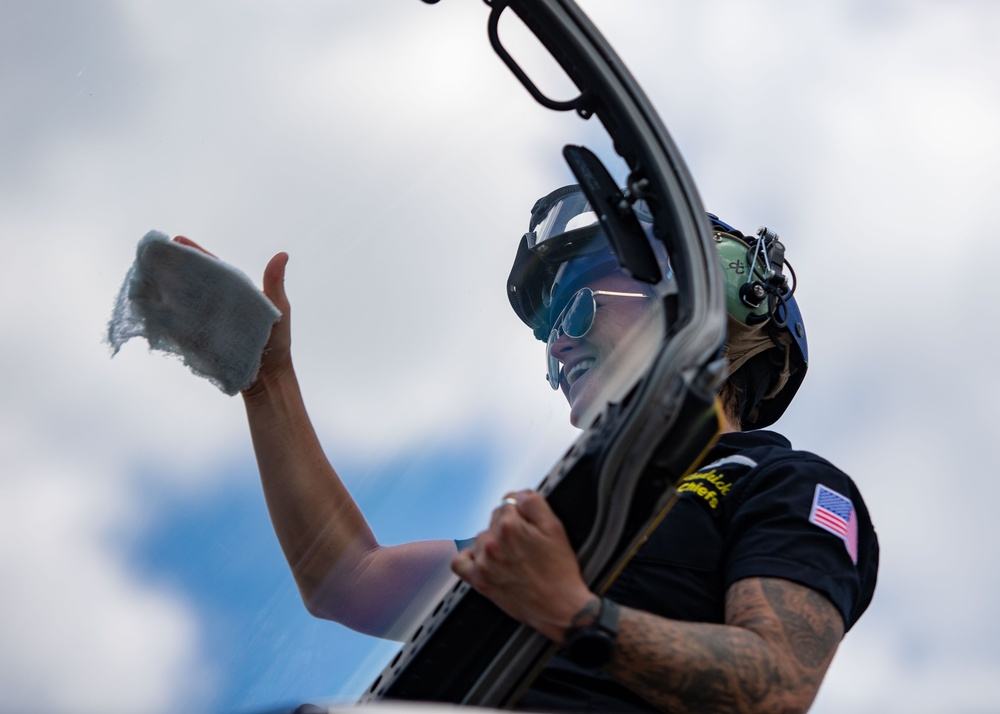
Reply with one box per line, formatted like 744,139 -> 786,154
177,185 -> 878,713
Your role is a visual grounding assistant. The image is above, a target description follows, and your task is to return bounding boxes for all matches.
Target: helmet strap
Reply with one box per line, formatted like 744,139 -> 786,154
725,315 -> 796,427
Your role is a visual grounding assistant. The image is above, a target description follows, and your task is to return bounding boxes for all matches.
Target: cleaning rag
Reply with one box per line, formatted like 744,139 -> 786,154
107,230 -> 281,395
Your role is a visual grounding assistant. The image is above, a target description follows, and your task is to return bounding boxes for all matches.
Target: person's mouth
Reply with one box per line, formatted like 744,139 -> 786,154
564,357 -> 596,387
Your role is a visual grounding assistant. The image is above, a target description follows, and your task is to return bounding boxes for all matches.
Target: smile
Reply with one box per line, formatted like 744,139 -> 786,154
565,358 -> 596,386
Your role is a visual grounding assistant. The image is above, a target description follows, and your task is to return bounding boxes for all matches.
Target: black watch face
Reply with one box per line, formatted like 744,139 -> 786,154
570,631 -> 615,668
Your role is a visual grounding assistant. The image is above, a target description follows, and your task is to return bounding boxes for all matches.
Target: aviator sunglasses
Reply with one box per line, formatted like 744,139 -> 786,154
546,287 -> 648,388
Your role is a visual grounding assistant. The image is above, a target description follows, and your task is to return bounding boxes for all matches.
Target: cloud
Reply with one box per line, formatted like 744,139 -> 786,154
0,424 -> 210,714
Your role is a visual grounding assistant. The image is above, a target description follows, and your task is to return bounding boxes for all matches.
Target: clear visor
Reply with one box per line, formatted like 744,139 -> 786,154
529,191 -> 599,248
530,189 -> 655,249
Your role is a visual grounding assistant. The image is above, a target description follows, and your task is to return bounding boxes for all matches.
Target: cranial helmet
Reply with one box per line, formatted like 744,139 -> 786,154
507,185 -> 808,429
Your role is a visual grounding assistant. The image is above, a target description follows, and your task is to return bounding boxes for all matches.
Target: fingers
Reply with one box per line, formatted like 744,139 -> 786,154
164,237 -> 293,395
450,490 -> 592,638
484,490 -> 561,548
488,490 -> 536,543
262,252 -> 290,312
501,490 -> 558,531
170,237 -> 286,311
495,489 -> 534,514
450,548 -> 474,580
476,490 -> 561,574
172,235 -> 218,258
450,539 -> 505,594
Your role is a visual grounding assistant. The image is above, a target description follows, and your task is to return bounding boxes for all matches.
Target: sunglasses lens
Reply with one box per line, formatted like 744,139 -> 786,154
561,288 -> 595,338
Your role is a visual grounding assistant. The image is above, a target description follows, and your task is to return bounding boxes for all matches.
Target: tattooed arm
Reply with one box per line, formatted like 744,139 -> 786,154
453,492 -> 844,713
605,576 -> 844,714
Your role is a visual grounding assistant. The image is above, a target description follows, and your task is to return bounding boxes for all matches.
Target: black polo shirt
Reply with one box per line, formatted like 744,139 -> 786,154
518,430 -> 879,712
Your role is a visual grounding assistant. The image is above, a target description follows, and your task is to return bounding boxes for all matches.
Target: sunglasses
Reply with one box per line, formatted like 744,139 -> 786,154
546,287 -> 648,388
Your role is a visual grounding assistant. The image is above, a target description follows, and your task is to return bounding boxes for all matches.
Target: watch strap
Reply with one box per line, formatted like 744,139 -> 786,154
564,597 -> 620,668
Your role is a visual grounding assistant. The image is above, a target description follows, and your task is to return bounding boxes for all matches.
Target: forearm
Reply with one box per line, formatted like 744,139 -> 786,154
242,363 -> 458,638
604,578 -> 840,714
607,608 -> 797,714
243,362 -> 377,610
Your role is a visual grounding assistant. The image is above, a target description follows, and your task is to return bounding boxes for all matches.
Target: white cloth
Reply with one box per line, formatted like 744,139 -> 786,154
107,231 -> 281,395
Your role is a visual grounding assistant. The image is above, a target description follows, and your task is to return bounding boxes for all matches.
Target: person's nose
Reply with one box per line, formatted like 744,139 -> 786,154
548,329 -> 579,363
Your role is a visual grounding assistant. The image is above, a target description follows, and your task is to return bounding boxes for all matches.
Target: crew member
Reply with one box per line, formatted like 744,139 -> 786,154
186,185 -> 878,712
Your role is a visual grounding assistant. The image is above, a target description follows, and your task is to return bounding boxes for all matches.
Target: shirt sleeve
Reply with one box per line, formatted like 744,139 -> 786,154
722,456 -> 877,630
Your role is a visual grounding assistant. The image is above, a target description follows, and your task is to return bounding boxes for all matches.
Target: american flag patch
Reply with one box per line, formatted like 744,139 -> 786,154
808,484 -> 858,564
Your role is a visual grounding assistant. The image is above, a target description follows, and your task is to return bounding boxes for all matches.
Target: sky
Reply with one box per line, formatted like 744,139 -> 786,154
2,1 -> 999,713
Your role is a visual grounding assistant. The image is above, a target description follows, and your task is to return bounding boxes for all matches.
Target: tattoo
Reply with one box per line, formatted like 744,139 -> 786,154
759,578 -> 842,670
569,597 -> 602,630
605,578 -> 844,713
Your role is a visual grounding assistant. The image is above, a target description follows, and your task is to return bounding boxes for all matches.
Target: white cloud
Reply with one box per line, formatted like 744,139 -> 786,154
0,425 -> 211,714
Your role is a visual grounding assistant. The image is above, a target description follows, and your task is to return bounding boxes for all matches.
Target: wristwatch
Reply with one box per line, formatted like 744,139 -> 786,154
563,598 -> 620,669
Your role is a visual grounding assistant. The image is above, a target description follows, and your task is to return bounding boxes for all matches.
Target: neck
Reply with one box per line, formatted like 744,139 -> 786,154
719,407 -> 741,435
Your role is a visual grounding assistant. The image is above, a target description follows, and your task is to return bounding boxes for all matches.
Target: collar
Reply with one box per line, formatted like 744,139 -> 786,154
712,429 -> 790,456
